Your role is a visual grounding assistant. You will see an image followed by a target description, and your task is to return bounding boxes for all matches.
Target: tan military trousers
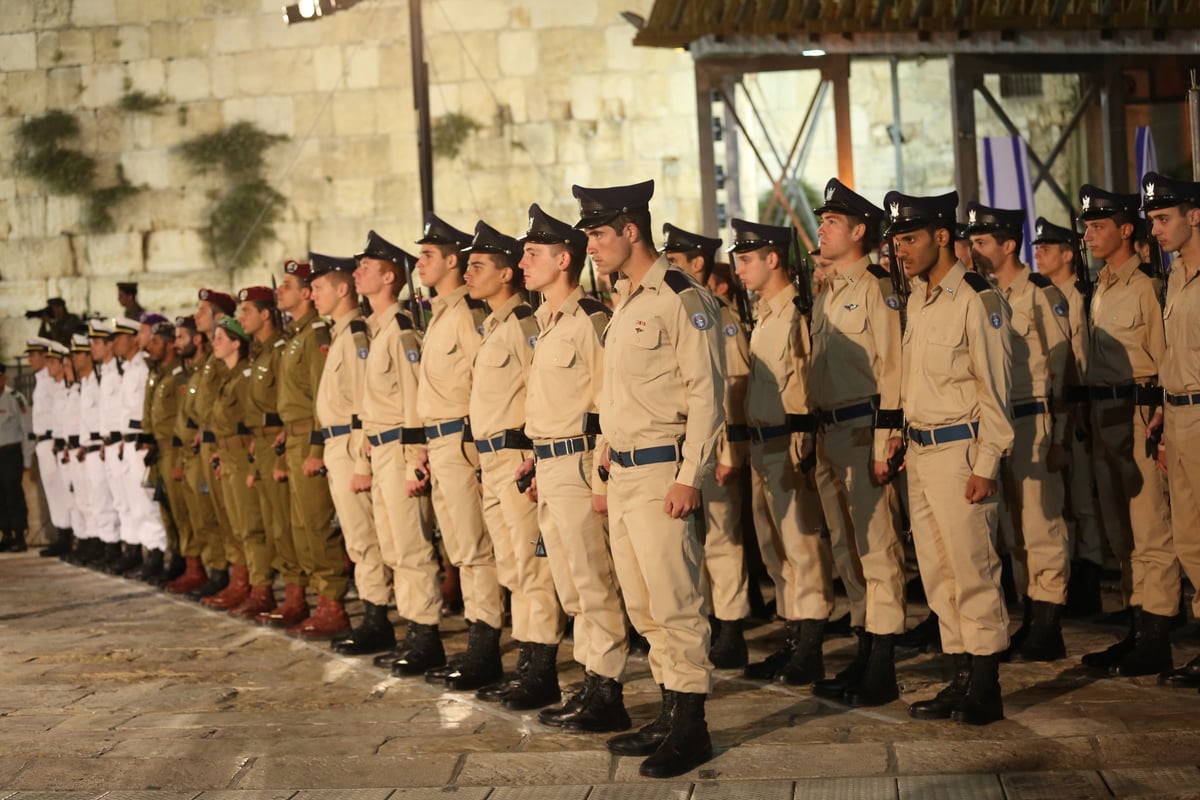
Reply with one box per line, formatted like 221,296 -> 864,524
749,437 -> 833,622
370,438 -> 441,625
816,419 -> 906,635
1090,399 -> 1178,617
998,411 -> 1070,605
536,448 -> 628,680
907,436 -> 1009,655
608,456 -> 711,694
252,429 -> 293,585
1064,414 -> 1107,571
181,448 -> 223,568
158,444 -> 196,558
427,429 -> 503,630
699,468 -> 751,622
284,429 -> 346,600
323,432 -> 391,609
219,437 -> 272,586
200,440 -> 242,567
480,447 -> 564,646
1166,403 -> 1200,616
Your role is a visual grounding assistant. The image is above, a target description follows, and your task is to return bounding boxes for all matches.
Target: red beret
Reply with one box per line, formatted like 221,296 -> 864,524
198,288 -> 237,315
284,259 -> 312,280
238,286 -> 275,305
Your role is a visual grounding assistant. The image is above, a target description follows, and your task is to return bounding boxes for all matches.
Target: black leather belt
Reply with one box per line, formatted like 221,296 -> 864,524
1063,385 -> 1088,403
748,424 -> 790,443
68,436 -> 80,449
726,424 -> 751,442
1166,392 -> 1200,407
201,431 -> 216,444
475,429 -> 532,454
53,438 -> 66,449
105,433 -> 122,446
122,433 -> 138,443
85,444 -> 102,453
36,433 -> 54,442
609,445 -> 679,468
909,421 -> 980,447
424,418 -> 467,440
1089,383 -> 1160,405
533,436 -> 595,460
322,424 -> 353,441
129,419 -> 142,430
818,401 -> 875,425
1012,400 -> 1048,418
89,433 -> 103,441
787,413 -> 817,433
263,412 -> 284,428
367,427 -> 427,447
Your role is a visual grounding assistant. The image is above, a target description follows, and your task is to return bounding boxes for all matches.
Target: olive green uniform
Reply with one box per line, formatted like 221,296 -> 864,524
247,332 -> 292,582
146,357 -> 190,556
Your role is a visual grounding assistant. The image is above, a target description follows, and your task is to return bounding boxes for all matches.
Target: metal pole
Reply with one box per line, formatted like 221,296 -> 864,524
696,64 -> 718,236
1190,69 -> 1200,181
410,0 -> 434,216
890,56 -> 904,192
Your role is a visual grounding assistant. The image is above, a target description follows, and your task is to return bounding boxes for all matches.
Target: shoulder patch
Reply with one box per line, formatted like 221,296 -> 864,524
1028,272 -> 1052,289
312,320 -> 327,329
867,263 -> 890,280
393,312 -> 414,331
514,304 -> 539,348
961,271 -> 992,293
466,296 -> 489,312
1039,283 -> 1070,319
172,366 -> 184,375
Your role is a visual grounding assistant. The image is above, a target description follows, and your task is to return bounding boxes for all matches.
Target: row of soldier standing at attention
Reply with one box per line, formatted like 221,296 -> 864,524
10,170 -> 1200,779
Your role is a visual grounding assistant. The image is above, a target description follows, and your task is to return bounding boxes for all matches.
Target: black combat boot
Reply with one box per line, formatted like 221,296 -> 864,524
1159,654 -> 1200,688
897,611 -> 942,653
709,618 -> 748,669
559,675 -> 631,733
392,623 -> 447,677
477,642 -> 530,702
845,633 -> 899,707
1081,609 -> 1138,670
5,531 -> 27,553
950,653 -> 1004,725
1064,558 -> 1103,618
539,673 -> 596,727
187,567 -> 229,601
374,623 -> 416,670
743,621 -> 799,680
444,621 -> 504,691
778,618 -> 825,685
107,543 -> 142,575
1110,609 -> 1173,677
813,627 -> 870,699
331,601 -> 396,656
502,644 -> 561,711
158,550 -> 186,585
96,541 -> 123,572
134,548 -> 165,584
638,692 -> 714,779
1002,596 -> 1034,661
607,684 -> 673,754
0,531 -> 13,552
1011,600 -> 1067,663
40,528 -> 72,558
908,652 -> 971,720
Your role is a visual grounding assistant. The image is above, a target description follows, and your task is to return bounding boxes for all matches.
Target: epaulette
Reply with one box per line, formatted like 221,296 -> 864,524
867,262 -> 902,311
513,303 -> 540,348
961,271 -> 992,293
465,295 -> 489,329
350,318 -> 372,360
393,311 -> 414,331
1040,281 -> 1070,322
273,338 -> 286,348
1028,272 -> 1052,289
578,296 -> 611,341
1137,262 -> 1157,279
662,268 -> 699,294
311,319 -> 332,349
867,263 -> 889,280
662,268 -> 718,332
393,311 -> 422,362
961,271 -> 1007,329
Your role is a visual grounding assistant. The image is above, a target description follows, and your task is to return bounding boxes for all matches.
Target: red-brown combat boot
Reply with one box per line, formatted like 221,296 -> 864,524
229,585 -> 277,620
288,596 -> 351,640
202,564 -> 250,610
258,583 -> 308,627
164,557 -> 207,595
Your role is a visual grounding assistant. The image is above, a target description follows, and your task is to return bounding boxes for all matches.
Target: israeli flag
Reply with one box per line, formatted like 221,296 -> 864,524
979,135 -> 1037,267
1136,126 -> 1172,268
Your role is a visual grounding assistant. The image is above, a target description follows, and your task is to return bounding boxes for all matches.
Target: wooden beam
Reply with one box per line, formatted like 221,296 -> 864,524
825,54 -> 856,189
949,54 -> 980,216
695,61 -> 719,236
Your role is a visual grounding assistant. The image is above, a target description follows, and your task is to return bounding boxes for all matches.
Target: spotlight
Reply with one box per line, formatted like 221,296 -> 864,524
282,0 -> 361,25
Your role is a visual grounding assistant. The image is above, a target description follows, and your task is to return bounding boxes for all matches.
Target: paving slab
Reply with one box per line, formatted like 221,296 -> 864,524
896,774 -> 1004,800
891,734 -> 1098,775
787,777 -> 898,800
998,771 -> 1111,800
691,779 -> 796,800
1101,766 -> 1200,797
454,751 -> 611,787
588,783 -> 693,799
7,757 -> 248,791
232,755 -> 459,789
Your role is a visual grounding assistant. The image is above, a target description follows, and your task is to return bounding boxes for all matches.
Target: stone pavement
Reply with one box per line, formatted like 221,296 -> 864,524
3,553 -> 1200,799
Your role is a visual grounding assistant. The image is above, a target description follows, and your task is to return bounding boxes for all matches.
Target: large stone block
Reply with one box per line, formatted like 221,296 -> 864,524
0,3 -> 34,36
7,198 -> 48,239
0,236 -> 77,281
498,31 -> 539,77
6,70 -> 48,116
0,180 -> 16,203
114,24 -> 151,61
125,58 -> 166,95
44,196 -> 84,236
530,0 -> 599,28
320,135 -> 392,178
119,149 -> 172,191
70,0 -> 116,26
330,91 -> 378,137
0,281 -> 49,320
82,232 -> 144,277
0,34 -> 37,72
44,66 -> 83,109
538,28 -> 606,76
344,44 -> 380,90
145,229 -> 211,274
37,29 -> 95,69
424,0 -> 510,33
212,16 -> 256,54
165,58 -> 211,103
220,95 -> 295,138
291,96 -> 336,139
375,86 -> 416,135
79,62 -> 126,109
310,46 -> 343,93
152,99 -> 222,150
149,20 -> 214,60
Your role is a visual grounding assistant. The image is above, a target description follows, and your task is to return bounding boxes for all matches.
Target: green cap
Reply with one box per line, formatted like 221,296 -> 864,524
216,316 -> 250,342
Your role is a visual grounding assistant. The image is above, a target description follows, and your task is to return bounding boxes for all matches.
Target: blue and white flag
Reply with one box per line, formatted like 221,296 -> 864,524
979,135 -> 1037,266
1136,125 -> 1158,187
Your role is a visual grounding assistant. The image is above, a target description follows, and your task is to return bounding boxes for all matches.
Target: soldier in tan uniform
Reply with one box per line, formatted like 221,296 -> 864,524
888,190 -> 1013,726
271,260 -> 350,639
733,219 -> 833,686
576,179 -> 723,779
1031,218 -> 1107,617
519,203 -> 631,730
808,179 -> 906,706
1076,184 -> 1177,676
966,202 -> 1073,662
232,286 -> 290,620
413,215 -> 498,684
164,316 -> 220,595
307,250 -> 397,657
662,223 -> 752,668
1139,173 -> 1200,687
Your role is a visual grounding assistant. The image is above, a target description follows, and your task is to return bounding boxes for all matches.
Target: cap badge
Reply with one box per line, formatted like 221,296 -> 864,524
1082,195 -> 1092,211
825,185 -> 835,202
423,222 -> 432,236
968,209 -> 977,224
1036,223 -> 1044,237
889,201 -> 900,220
1145,182 -> 1156,199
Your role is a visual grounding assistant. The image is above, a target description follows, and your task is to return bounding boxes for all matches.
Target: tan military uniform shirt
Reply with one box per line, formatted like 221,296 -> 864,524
469,294 -> 536,440
901,261 -> 1013,481
713,295 -> 751,468
810,256 -> 903,460
360,302 -> 423,479
1002,266 -> 1072,443
1163,258 -> 1200,395
278,309 -> 330,458
600,257 -> 725,489
1058,279 -> 1090,385
1087,254 -> 1165,386
417,285 -> 483,424
525,286 -> 607,441
746,283 -> 811,426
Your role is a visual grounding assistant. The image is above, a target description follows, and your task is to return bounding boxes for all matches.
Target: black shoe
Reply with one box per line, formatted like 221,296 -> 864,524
444,621 -> 504,691
779,618 -> 825,685
539,674 -> 596,727
158,551 -> 186,585
1159,654 -> 1200,688
950,653 -> 1004,725
1001,596 -> 1034,662
813,628 -> 869,700
501,644 -> 561,711
845,634 -> 900,707
638,692 -> 713,779
743,621 -> 799,681
628,627 -> 650,655
0,531 -> 13,552
1081,612 -> 1138,670
331,601 -> 396,656
96,541 -> 123,572
909,653 -> 971,720
134,549 -> 165,584
423,658 -> 462,684
607,684 -> 673,755
187,567 -> 230,601
1064,558 -> 1103,619
391,623 -> 447,677
559,674 -> 631,733
1110,609 -> 1173,677
477,642 -> 530,702
40,529 -> 72,558
5,531 -> 27,553
1010,600 -> 1066,663
709,618 -> 748,669
897,612 -> 942,653
824,612 -> 852,638
107,543 -> 142,576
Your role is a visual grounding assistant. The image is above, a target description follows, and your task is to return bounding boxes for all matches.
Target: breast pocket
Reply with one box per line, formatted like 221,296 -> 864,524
926,328 -> 965,378
1108,303 -> 1140,331
540,340 -> 577,369
627,325 -> 671,379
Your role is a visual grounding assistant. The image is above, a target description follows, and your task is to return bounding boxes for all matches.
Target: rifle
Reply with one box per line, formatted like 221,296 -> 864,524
1071,220 -> 1093,324
403,252 -> 425,332
269,275 -> 285,332
1142,225 -> 1167,457
884,232 -> 910,477
585,255 -> 599,300
788,225 -> 814,325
